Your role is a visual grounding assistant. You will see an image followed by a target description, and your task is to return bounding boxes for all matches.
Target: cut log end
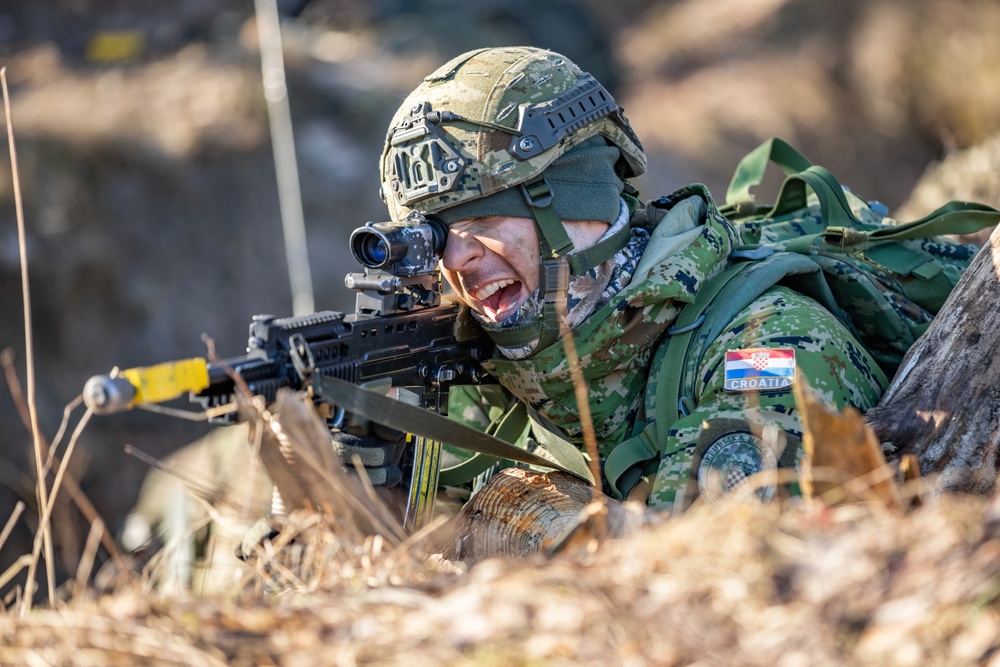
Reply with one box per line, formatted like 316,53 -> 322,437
436,469 -> 655,563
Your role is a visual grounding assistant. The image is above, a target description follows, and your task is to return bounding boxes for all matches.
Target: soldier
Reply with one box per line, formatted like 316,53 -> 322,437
337,45 -> 889,513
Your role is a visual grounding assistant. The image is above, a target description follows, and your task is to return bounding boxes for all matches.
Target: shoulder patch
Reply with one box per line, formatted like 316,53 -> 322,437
724,347 -> 795,392
697,431 -> 777,503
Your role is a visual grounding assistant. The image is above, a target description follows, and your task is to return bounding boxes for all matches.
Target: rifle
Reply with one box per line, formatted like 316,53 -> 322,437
83,213 -> 502,530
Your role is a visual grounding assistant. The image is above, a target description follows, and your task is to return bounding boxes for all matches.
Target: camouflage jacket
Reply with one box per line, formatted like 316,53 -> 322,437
447,185 -> 888,512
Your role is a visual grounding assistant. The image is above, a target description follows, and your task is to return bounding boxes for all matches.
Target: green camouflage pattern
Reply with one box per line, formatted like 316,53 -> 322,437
447,184 -> 890,512
379,47 -> 645,224
645,285 -> 887,513
736,181 -> 981,374
482,186 -> 737,459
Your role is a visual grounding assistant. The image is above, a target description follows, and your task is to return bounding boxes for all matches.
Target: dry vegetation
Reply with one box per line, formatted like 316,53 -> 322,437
2,486 -> 1000,666
5,1 -> 1000,664
2,387 -> 1000,666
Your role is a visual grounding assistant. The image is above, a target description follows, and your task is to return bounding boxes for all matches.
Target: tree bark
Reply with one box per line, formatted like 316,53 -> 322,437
866,225 -> 1000,495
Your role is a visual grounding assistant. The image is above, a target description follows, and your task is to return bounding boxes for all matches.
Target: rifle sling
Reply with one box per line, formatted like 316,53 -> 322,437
312,375 -> 592,481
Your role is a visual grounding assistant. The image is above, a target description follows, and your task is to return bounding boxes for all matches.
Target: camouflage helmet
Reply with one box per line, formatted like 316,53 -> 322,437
379,46 -> 646,224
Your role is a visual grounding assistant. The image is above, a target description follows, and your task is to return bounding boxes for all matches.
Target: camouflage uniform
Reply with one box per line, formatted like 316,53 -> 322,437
378,46 -> 888,511
454,186 -> 888,512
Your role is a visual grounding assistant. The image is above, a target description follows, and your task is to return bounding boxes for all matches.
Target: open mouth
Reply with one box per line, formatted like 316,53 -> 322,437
472,278 -> 524,322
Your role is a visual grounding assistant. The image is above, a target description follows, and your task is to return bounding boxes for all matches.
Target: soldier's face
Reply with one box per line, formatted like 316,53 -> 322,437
440,216 -> 608,324
441,216 -> 540,323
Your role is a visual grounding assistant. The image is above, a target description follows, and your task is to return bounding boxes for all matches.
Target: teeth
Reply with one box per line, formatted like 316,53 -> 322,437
474,279 -> 515,301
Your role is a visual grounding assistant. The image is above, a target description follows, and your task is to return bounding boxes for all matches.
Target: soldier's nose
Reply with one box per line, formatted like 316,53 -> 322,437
441,227 -> 483,272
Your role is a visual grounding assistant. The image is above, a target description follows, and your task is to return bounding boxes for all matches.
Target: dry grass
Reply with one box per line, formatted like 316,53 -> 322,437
2,385 -> 999,665
4,10 -> 1000,661
1,487 -> 1000,666
5,373 -> 999,664
1,351 -> 997,665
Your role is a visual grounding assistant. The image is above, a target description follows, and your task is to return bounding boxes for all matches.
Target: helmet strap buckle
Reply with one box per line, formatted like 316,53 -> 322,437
534,257 -> 570,351
520,176 -> 554,209
521,175 -> 574,259
540,258 -> 570,305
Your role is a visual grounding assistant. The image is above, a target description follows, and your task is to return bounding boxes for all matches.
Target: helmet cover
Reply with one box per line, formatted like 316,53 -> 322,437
379,46 -> 646,223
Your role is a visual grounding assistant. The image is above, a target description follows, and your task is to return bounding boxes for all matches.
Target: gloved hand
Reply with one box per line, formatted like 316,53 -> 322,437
235,514 -> 285,561
331,422 -> 406,487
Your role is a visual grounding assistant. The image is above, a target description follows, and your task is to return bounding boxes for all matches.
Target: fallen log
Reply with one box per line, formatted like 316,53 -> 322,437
436,469 -> 655,563
866,224 -> 1000,494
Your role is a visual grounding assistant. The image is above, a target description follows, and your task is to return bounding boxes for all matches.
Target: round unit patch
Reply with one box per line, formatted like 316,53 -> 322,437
697,431 -> 777,504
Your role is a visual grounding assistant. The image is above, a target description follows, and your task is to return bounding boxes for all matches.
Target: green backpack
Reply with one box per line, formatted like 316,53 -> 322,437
716,137 -> 998,373
604,137 -> 1000,498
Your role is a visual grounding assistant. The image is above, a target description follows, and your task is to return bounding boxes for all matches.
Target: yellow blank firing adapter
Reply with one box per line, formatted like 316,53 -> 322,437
83,358 -> 210,414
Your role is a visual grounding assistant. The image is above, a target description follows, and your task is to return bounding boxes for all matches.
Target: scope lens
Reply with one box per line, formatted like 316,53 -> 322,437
351,229 -> 397,268
362,236 -> 388,265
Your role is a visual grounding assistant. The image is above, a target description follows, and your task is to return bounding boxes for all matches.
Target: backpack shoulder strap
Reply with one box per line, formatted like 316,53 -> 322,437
725,137 -> 813,208
604,259 -> 751,498
603,250 -> 832,499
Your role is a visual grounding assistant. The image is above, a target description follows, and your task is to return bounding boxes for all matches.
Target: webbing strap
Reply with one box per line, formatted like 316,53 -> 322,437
899,271 -> 953,314
769,166 -> 859,229
482,321 -> 539,347
436,452 -> 498,487
674,254 -> 833,407
481,300 -> 563,350
438,401 -> 529,486
484,254 -> 570,351
567,216 -> 633,275
600,261 -> 754,499
726,137 -> 814,206
538,257 -> 570,350
779,199 -> 999,316
782,233 -> 824,255
313,375 -> 586,477
603,424 -> 658,499
653,262 -> 754,446
727,137 -> 1000,242
484,214 -> 632,351
433,401 -> 595,486
826,202 -> 1000,243
490,176 -> 634,351
522,176 -> 573,258
526,409 -> 595,484
601,252 -> 829,500
537,301 -> 563,351
724,137 -> 858,230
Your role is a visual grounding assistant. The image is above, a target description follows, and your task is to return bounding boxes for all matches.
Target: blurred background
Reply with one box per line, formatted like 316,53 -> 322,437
2,0 -> 1000,592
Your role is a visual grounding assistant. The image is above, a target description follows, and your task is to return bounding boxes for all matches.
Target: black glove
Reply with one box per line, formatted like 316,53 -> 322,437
236,514 -> 284,561
331,423 -> 406,487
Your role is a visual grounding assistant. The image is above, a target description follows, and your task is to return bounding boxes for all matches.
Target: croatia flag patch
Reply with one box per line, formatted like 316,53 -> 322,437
724,347 -> 795,392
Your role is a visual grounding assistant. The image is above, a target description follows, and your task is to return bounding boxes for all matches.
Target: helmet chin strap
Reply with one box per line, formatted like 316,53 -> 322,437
485,175 -> 633,352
